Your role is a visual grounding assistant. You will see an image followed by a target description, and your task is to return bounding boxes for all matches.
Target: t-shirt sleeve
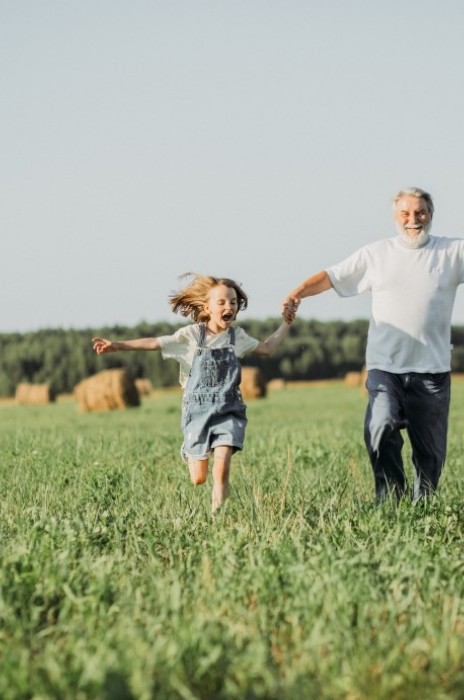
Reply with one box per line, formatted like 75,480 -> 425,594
234,327 -> 260,357
158,325 -> 195,362
454,238 -> 464,283
325,246 -> 371,297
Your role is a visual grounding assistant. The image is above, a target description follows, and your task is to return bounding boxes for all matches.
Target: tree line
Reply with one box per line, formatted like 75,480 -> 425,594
2,318 -> 464,398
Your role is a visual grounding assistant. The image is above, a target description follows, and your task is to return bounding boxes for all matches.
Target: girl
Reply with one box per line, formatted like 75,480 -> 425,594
92,273 -> 293,515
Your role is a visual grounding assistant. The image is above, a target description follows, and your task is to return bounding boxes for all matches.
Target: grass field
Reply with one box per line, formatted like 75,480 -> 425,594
1,382 -> 464,700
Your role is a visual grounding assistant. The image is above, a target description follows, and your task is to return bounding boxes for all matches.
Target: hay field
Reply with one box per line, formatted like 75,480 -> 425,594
1,383 -> 464,699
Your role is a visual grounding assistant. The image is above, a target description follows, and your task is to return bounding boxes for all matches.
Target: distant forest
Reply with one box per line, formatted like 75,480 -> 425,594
2,319 -> 464,398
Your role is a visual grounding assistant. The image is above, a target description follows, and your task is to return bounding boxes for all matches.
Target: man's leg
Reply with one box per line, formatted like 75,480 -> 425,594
406,372 -> 450,500
364,370 -> 408,502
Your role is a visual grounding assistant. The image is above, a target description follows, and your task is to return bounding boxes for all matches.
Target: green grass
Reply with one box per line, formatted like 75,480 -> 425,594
1,383 -> 464,699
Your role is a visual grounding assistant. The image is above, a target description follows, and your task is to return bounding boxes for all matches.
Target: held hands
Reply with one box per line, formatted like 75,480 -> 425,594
92,337 -> 117,355
281,297 -> 300,324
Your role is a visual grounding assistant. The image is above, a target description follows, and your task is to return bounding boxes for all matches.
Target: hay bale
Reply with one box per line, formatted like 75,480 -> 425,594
345,371 -> 362,388
267,378 -> 286,391
360,365 -> 368,396
74,368 -> 140,412
240,366 -> 267,400
15,383 -> 56,405
135,378 -> 153,396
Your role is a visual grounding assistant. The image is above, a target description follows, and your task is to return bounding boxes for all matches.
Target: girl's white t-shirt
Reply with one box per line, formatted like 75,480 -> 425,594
158,324 -> 260,387
326,235 -> 464,373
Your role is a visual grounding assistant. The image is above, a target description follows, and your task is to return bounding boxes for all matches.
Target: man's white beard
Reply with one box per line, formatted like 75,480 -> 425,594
396,222 -> 432,249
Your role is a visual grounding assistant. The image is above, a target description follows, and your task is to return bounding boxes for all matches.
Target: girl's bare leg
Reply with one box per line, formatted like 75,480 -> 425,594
211,446 -> 233,514
188,458 -> 209,485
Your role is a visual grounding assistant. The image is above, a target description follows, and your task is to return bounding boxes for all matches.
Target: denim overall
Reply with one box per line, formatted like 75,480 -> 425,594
181,323 -> 247,461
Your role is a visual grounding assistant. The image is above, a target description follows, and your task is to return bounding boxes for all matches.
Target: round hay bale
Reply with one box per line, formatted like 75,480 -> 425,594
267,378 -> 286,391
240,366 -> 267,400
74,368 -> 140,412
344,371 -> 362,388
135,378 -> 153,396
15,383 -> 56,405
360,365 -> 368,396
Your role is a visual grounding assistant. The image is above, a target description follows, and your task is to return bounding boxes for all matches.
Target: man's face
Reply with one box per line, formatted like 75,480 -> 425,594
394,195 -> 431,238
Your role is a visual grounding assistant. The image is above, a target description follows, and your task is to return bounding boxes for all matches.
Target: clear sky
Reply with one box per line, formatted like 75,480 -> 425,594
2,0 -> 464,333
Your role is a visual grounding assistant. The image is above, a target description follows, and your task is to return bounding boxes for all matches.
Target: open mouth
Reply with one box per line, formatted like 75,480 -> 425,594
222,313 -> 234,322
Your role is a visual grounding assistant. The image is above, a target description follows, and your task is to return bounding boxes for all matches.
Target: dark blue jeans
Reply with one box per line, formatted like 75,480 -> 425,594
364,369 -> 451,501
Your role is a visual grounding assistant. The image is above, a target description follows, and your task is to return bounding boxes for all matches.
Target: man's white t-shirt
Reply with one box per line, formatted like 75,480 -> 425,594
158,324 -> 260,388
326,235 -> 464,373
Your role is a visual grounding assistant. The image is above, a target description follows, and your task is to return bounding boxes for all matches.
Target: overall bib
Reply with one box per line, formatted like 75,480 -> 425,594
181,324 -> 247,461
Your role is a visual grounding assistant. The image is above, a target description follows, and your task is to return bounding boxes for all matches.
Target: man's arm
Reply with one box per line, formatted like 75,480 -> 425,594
282,270 -> 333,322
286,270 -> 333,301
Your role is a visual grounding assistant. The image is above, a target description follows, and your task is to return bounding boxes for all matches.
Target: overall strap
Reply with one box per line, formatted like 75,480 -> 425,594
197,323 -> 206,347
228,327 -> 236,345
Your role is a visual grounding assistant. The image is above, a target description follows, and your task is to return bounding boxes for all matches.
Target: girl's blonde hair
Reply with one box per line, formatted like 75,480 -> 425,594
169,273 -> 248,322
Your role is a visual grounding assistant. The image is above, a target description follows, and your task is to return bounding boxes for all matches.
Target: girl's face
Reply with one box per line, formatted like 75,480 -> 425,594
204,284 -> 238,333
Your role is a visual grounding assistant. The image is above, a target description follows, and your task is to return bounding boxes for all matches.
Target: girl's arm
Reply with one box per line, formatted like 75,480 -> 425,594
92,337 -> 161,354
253,322 -> 291,357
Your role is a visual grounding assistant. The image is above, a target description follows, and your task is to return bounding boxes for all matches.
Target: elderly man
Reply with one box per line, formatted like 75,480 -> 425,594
284,187 -> 464,502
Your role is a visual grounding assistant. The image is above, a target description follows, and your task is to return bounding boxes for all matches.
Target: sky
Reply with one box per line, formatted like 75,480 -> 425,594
2,0 -> 464,333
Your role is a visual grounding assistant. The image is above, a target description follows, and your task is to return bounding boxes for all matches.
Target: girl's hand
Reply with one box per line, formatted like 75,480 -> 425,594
92,337 -> 116,354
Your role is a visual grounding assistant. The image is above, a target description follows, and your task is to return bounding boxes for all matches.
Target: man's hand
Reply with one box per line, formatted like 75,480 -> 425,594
281,296 -> 300,324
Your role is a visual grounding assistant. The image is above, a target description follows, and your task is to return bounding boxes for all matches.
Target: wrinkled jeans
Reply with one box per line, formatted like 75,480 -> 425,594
364,369 -> 450,501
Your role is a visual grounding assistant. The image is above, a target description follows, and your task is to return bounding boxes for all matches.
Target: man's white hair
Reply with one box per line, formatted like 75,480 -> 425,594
393,187 -> 434,219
